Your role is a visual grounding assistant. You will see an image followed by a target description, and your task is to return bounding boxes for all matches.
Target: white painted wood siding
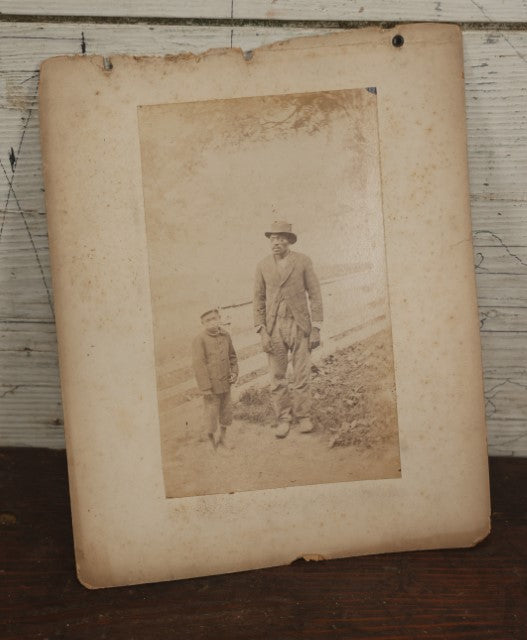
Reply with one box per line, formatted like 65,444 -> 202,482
1,21 -> 526,455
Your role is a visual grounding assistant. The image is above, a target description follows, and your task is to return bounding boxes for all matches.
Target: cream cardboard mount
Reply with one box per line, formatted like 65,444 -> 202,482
39,24 -> 490,589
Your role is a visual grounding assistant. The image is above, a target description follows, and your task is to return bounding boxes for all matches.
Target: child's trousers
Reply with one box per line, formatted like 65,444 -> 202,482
202,391 -> 232,435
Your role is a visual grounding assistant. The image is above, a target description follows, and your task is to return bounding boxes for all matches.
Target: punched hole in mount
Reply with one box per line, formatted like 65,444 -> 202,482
392,34 -> 405,47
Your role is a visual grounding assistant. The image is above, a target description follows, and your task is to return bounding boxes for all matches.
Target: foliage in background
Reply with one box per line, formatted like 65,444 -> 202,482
233,329 -> 398,450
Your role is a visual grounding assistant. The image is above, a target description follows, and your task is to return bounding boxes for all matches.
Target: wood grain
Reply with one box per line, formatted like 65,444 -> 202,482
0,0 -> 232,19
1,0 -> 526,22
1,22 -> 526,454
233,1 -> 527,23
1,448 -> 526,639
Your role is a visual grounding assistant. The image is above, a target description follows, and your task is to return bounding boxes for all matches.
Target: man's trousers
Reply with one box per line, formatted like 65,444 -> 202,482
268,315 -> 311,422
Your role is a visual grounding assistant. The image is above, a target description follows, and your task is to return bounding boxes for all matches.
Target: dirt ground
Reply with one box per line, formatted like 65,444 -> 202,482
162,329 -> 401,498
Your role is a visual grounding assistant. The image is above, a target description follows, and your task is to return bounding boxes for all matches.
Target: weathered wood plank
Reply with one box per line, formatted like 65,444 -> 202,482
475,273 -> 527,308
1,22 -> 527,452
479,306 -> 527,333
487,421 -> 527,457
233,1 -> 527,22
0,22 -> 233,67
474,245 -> 527,274
484,377 -> 527,422
0,325 -> 61,447
472,199 -> 527,247
0,206 -> 53,321
0,385 -> 62,447
0,320 -> 56,349
1,0 -> 526,22
482,332 -> 527,377
0,348 -> 58,387
0,0 -> 232,19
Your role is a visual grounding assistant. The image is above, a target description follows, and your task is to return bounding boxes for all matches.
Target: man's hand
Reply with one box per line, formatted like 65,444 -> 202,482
229,373 -> 238,385
309,327 -> 321,351
260,330 -> 272,354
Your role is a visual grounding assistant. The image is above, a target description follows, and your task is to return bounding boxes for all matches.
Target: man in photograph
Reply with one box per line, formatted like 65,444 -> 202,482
253,221 -> 323,438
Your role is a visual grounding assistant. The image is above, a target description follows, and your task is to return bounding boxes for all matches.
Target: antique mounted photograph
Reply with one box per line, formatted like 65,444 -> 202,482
138,87 -> 401,498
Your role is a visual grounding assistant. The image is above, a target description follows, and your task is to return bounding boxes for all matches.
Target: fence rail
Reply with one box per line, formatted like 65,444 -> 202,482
156,268 -> 391,416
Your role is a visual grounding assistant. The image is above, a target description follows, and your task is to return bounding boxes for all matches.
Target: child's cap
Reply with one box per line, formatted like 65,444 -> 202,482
200,308 -> 220,320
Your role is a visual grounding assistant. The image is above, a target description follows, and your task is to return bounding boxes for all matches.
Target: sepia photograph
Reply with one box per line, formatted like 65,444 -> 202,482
138,87 -> 401,498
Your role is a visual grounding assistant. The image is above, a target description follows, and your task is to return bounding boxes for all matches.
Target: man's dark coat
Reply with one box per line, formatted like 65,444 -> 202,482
253,251 -> 323,336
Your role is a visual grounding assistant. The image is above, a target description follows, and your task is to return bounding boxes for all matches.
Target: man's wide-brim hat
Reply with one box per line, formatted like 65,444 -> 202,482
264,220 -> 297,244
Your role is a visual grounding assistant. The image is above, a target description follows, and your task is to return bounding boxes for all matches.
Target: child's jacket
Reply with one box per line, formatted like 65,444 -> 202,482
192,329 -> 238,394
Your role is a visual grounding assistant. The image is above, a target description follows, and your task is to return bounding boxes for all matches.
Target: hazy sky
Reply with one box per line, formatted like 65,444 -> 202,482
138,88 -> 386,364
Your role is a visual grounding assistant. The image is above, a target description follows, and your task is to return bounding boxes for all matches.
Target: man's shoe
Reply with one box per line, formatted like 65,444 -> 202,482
275,421 -> 290,438
298,418 -> 315,433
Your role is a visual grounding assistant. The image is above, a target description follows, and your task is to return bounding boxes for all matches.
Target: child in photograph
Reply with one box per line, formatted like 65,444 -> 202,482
192,308 -> 239,449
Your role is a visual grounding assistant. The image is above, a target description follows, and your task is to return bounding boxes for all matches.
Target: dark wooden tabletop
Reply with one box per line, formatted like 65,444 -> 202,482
1,448 -> 526,640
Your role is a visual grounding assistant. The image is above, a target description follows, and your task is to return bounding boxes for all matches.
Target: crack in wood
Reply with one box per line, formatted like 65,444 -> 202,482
486,378 -> 527,395
479,308 -> 497,328
484,378 -> 527,421
20,71 -> 40,85
0,385 -> 20,398
474,230 -> 527,269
